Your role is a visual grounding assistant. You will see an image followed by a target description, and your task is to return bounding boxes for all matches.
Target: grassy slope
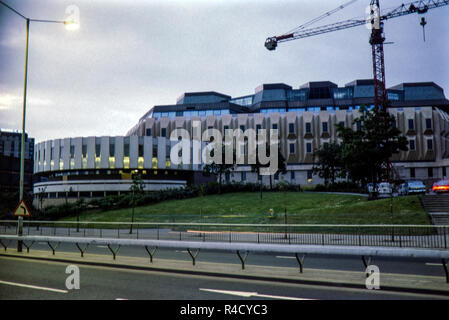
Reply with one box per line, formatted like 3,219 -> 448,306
61,192 -> 430,225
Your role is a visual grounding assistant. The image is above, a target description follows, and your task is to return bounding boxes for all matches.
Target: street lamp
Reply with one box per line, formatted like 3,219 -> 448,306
0,1 -> 78,252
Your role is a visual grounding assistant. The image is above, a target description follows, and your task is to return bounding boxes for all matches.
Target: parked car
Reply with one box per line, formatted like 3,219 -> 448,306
433,179 -> 449,193
377,182 -> 392,198
406,180 -> 427,194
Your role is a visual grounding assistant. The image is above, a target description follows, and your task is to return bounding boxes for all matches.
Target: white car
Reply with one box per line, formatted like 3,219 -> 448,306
406,180 -> 426,194
377,182 -> 392,198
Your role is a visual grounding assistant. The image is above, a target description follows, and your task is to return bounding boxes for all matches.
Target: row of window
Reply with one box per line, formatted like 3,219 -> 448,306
409,138 -> 434,151
152,109 -> 231,119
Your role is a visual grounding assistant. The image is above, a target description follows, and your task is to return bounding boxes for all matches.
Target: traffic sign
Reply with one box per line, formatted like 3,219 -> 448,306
13,200 -> 31,217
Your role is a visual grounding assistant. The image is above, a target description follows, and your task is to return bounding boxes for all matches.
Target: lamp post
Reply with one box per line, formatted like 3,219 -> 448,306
0,1 -> 79,252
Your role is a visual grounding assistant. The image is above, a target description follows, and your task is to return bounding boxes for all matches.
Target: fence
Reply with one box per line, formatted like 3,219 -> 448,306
1,220 -> 448,249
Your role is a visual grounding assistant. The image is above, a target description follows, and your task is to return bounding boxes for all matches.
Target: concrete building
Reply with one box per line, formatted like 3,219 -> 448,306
0,129 -> 34,192
127,80 -> 449,186
33,79 -> 449,204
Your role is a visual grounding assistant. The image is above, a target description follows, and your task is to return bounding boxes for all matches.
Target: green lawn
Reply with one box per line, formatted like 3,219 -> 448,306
60,192 -> 430,225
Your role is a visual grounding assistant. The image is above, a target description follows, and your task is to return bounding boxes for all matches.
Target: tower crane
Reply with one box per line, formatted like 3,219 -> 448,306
265,0 -> 449,111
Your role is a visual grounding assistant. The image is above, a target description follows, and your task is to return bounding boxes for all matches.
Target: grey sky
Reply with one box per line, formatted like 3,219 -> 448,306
1,0 -> 448,143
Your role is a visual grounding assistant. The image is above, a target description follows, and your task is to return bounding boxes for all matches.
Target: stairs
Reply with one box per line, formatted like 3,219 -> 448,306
420,195 -> 449,225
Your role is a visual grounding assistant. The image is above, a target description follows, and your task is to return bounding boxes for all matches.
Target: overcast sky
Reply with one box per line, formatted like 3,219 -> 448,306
1,0 -> 448,143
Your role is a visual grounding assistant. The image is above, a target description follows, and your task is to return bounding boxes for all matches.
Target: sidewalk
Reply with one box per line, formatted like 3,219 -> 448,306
1,248 -> 449,297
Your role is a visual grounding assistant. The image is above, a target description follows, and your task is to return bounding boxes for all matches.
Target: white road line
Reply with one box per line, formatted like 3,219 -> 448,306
276,256 -> 296,259
199,288 -> 314,300
115,298 -> 129,300
426,263 -> 443,266
0,280 -> 68,294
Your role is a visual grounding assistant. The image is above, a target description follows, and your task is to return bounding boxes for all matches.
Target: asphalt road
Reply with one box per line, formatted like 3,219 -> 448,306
0,256 -> 446,301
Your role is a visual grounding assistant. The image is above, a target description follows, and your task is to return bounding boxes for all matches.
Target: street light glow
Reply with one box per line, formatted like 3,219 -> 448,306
64,20 -> 79,30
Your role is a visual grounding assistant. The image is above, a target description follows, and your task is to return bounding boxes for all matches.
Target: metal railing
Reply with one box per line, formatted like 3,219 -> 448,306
1,220 -> 448,249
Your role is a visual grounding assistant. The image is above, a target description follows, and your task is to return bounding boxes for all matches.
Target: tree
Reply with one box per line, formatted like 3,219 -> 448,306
129,172 -> 145,233
251,144 -> 287,199
337,103 -> 408,186
202,144 -> 235,194
313,142 -> 343,186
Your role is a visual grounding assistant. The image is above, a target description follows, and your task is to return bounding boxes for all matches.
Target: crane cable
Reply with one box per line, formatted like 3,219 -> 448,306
282,0 -> 360,36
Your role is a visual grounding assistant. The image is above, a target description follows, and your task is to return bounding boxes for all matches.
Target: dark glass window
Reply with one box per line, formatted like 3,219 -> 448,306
241,171 -> 246,181
240,125 -> 245,132
272,124 -> 278,130
290,171 -> 295,180
443,167 -> 447,177
409,140 -> 415,151
289,123 -> 295,133
306,143 -> 312,153
146,128 -> 151,136
427,139 -> 433,150
256,124 -> 262,132
425,118 -> 432,130
322,122 -> 328,132
428,167 -> 433,178
410,167 -> 415,178
161,128 -> 167,137
289,143 -> 295,154
408,119 -> 414,130
305,122 -> 311,133
124,143 -> 130,157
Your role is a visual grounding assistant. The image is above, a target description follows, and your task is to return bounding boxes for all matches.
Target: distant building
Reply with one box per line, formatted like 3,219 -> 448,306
33,79 -> 449,205
0,129 -> 34,192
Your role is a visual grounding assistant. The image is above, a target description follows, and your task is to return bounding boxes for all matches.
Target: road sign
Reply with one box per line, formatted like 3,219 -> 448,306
13,200 -> 31,217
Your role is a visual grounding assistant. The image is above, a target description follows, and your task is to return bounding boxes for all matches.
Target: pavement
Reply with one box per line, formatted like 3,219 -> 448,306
1,247 -> 449,298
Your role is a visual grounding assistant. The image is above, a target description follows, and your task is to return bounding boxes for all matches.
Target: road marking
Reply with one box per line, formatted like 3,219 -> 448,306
96,245 -> 108,248
199,288 -> 314,300
0,280 -> 68,294
116,298 -> 129,300
276,256 -> 296,259
426,263 -> 443,266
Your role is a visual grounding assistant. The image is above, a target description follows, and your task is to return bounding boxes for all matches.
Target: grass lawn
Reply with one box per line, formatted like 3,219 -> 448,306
60,192 -> 430,225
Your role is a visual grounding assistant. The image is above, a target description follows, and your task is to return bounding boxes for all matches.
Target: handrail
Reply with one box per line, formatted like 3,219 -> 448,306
1,220 -> 448,228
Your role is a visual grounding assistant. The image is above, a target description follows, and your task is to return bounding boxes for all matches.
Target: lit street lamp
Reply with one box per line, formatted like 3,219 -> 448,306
0,1 -> 79,252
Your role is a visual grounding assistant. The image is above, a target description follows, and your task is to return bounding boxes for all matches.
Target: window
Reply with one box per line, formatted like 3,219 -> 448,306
339,121 -> 345,128
307,170 -> 313,182
272,124 -> 278,130
290,171 -> 295,181
241,171 -> 246,181
356,121 -> 362,132
289,143 -> 295,154
256,124 -> 262,132
428,167 -> 433,178
240,125 -> 245,132
146,128 -> 151,136
427,139 -> 433,150
408,119 -> 414,131
305,122 -> 311,133
443,167 -> 447,177
223,125 -> 229,132
322,122 -> 328,133
425,118 -> 432,130
161,128 -> 167,137
409,139 -> 415,151
306,143 -> 312,153
410,167 -> 415,178
289,123 -> 295,133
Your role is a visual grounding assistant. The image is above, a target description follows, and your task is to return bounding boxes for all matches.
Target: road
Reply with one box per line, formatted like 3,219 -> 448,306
0,256 -> 446,301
